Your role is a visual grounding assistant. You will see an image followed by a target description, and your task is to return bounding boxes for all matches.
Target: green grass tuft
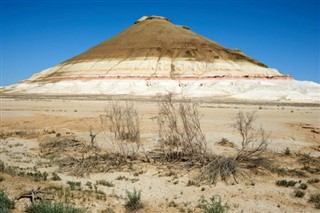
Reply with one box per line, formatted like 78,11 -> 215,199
198,195 -> 229,213
124,188 -> 142,211
0,190 -> 15,212
25,201 -> 85,213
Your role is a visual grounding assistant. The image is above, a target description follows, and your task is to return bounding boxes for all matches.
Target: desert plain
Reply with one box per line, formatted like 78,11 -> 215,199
0,95 -> 319,212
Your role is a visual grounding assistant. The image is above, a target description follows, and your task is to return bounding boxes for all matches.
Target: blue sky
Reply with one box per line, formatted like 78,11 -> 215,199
1,0 -> 319,86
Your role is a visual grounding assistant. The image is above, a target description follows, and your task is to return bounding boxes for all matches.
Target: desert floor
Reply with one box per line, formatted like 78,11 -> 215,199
0,96 -> 319,212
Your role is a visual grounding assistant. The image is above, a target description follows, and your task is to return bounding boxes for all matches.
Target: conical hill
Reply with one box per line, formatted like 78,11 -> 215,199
28,16 -> 284,82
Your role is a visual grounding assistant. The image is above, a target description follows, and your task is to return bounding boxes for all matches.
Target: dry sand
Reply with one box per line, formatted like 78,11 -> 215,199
0,96 -> 319,212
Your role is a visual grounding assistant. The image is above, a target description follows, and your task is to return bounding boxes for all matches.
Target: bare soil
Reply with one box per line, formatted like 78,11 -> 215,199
0,97 -> 319,212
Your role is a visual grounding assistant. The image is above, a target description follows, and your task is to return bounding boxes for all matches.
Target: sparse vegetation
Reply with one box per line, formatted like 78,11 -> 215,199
96,180 -> 114,187
307,178 -> 320,184
25,171 -> 48,182
284,147 -> 291,156
116,175 -> 129,181
85,181 -> 92,190
156,95 -> 207,162
198,195 -> 229,213
217,138 -> 234,148
0,190 -> 14,212
298,183 -> 308,190
276,179 -> 297,187
168,200 -> 178,208
199,111 -> 270,184
294,190 -> 305,198
297,153 -> 320,174
103,101 -> 141,159
232,111 -> 269,161
51,173 -> 61,181
124,188 -> 142,211
2,98 -> 319,212
309,193 -> 320,209
67,181 -> 81,191
25,201 -> 85,213
186,180 -> 198,187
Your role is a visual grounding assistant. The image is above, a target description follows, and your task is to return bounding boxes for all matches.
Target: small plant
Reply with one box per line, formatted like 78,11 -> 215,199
25,201 -> 85,213
67,181 -> 81,191
299,183 -> 308,190
198,195 -> 229,213
276,179 -> 297,187
168,200 -> 178,208
0,176 -> 4,182
96,180 -> 114,187
309,193 -> 320,209
307,178 -> 320,184
85,181 -> 92,190
294,190 -> 305,198
0,190 -> 14,212
186,180 -> 198,186
124,188 -> 142,211
26,171 -> 48,181
116,175 -> 128,181
51,173 -> 61,181
284,147 -> 291,156
96,190 -> 106,195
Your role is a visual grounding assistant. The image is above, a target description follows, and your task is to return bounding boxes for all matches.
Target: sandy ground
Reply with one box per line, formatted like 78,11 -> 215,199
0,96 -> 319,212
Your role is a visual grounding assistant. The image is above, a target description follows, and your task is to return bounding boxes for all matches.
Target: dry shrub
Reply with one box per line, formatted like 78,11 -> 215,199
297,153 -> 320,174
40,133 -> 131,176
233,111 -> 269,162
156,95 -> 207,162
198,155 -> 238,184
39,102 -> 142,177
198,111 -> 270,184
103,101 -> 141,159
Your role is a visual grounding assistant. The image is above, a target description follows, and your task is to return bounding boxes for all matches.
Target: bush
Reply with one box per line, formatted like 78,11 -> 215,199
284,147 -> 291,156
198,195 -> 229,213
96,180 -> 114,187
157,95 -> 207,162
299,183 -> 308,190
25,201 -> 85,213
85,181 -> 92,190
124,188 -> 142,211
0,176 -> 4,182
309,193 -> 320,209
294,190 -> 305,198
276,179 -> 297,187
0,190 -> 14,212
26,171 -> 48,182
307,178 -> 320,184
233,111 -> 270,161
103,102 -> 141,158
67,181 -> 81,191
51,173 -> 61,181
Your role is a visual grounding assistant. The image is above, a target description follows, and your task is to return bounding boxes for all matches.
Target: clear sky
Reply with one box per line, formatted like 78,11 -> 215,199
1,0 -> 319,86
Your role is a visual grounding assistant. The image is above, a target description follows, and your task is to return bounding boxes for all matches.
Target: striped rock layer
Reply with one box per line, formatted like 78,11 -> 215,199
27,16 -> 289,83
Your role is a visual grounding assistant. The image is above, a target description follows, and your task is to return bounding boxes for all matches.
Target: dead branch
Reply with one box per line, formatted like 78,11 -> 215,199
15,187 -> 52,203
103,101 -> 141,158
156,95 -> 207,162
233,111 -> 270,162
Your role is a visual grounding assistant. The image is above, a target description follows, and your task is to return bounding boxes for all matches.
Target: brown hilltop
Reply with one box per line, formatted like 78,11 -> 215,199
63,16 -> 267,67
24,15 -> 288,83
